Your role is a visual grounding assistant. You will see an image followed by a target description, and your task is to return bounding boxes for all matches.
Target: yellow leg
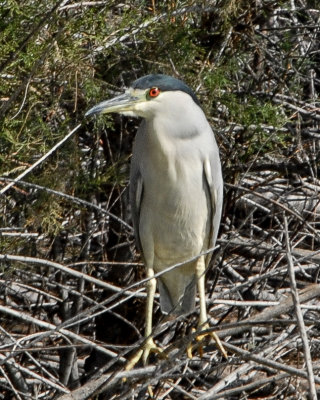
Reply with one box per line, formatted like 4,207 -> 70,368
188,256 -> 227,359
126,267 -> 164,371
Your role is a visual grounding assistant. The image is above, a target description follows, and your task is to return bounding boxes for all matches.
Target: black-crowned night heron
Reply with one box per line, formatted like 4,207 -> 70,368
86,74 -> 225,367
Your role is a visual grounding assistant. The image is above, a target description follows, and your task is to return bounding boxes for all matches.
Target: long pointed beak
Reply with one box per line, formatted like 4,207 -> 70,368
85,92 -> 139,117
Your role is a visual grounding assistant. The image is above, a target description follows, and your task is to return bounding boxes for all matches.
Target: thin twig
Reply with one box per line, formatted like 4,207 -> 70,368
199,372 -> 292,400
0,177 -> 133,231
217,284 -> 320,339
0,253 -> 145,298
0,124 -> 81,195
0,353 -> 69,394
284,216 -> 317,400
0,305 -> 124,362
221,341 -> 320,384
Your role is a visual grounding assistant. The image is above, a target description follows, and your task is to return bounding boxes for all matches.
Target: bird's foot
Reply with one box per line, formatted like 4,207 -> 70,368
124,338 -> 166,395
125,337 -> 166,372
187,323 -> 227,359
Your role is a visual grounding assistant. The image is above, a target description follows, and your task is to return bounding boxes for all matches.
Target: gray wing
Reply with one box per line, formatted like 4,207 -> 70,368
129,121 -> 147,258
129,163 -> 144,256
203,148 -> 223,263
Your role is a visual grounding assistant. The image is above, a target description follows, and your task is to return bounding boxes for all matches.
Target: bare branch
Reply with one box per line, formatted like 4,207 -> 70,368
284,217 -> 317,400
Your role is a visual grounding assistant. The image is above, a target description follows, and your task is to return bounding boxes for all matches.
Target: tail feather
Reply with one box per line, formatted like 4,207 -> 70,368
158,275 -> 196,315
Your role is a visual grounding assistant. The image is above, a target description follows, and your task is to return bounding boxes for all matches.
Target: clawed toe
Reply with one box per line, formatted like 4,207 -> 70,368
187,324 -> 227,359
125,337 -> 166,372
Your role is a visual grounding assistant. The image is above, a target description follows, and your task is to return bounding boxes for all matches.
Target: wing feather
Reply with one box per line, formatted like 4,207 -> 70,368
203,156 -> 223,263
129,163 -> 144,256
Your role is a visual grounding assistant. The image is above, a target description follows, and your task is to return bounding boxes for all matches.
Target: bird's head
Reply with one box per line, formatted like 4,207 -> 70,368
85,74 -> 201,120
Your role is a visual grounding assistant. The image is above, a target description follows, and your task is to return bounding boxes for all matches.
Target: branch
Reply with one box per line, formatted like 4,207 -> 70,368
0,124 -> 81,195
221,341 -> 320,384
284,217 -> 317,400
0,177 -> 133,231
0,253 -> 144,298
0,305 -> 124,362
56,366 -> 156,400
217,284 -> 320,338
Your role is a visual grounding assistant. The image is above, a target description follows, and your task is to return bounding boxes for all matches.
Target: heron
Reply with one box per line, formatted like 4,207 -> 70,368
85,74 -> 225,367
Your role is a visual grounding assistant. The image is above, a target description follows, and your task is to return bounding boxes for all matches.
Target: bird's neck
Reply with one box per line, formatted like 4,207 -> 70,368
150,114 -> 200,142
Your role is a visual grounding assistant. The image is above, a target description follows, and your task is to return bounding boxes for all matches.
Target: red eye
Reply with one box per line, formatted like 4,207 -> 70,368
149,87 -> 160,97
